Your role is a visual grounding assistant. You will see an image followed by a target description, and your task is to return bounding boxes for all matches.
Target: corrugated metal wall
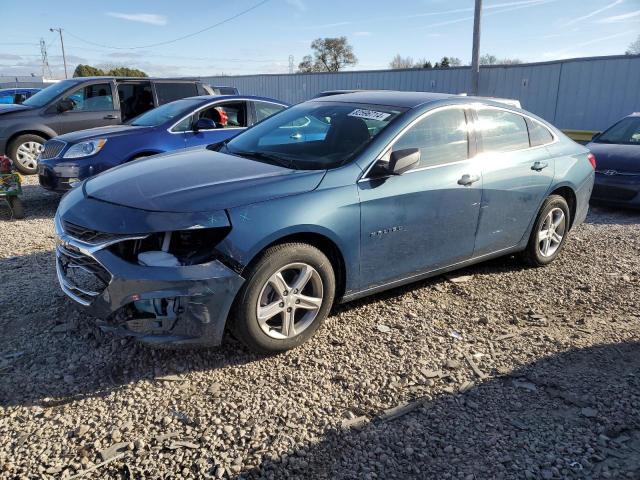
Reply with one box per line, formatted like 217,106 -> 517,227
203,55 -> 640,131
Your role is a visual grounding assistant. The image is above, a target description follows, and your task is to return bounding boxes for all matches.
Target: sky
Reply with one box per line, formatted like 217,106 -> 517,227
1,0 -> 638,79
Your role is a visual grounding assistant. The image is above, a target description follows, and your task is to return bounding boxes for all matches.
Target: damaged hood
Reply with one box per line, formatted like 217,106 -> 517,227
84,148 -> 325,213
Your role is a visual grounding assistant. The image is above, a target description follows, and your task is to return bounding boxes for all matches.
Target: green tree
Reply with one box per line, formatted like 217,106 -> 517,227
439,57 -> 451,68
298,37 -> 357,72
73,64 -> 105,77
107,67 -> 148,77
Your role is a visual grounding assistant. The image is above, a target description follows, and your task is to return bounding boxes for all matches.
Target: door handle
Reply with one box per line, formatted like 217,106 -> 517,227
457,173 -> 480,186
531,161 -> 549,171
103,114 -> 118,120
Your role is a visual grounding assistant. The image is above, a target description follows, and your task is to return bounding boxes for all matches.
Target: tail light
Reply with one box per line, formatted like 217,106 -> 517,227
0,155 -> 12,174
587,153 -> 596,170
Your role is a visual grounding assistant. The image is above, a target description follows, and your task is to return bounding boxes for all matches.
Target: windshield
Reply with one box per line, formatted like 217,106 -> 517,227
22,79 -> 77,108
128,98 -> 201,127
595,117 -> 640,145
225,101 -> 404,170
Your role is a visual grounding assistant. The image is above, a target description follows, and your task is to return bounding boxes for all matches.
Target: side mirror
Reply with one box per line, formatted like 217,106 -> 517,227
57,98 -> 74,113
389,148 -> 420,175
591,131 -> 601,141
193,118 -> 216,132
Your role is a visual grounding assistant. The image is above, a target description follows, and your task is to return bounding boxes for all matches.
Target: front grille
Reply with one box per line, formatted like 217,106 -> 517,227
40,140 -> 66,160
63,220 -> 130,245
56,245 -> 111,305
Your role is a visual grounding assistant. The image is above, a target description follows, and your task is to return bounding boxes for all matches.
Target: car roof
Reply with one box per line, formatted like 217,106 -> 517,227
309,90 -> 529,111
311,90 -> 455,108
64,76 -> 203,82
181,94 -> 288,104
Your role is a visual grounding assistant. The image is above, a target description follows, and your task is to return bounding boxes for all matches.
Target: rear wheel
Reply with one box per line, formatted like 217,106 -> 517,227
231,243 -> 335,353
8,134 -> 45,174
522,195 -> 570,267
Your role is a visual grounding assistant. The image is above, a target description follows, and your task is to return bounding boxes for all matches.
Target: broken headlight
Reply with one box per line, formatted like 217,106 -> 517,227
109,227 -> 231,266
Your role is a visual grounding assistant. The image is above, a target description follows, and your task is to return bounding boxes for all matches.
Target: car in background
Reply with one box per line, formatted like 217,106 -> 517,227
54,91 -> 594,353
0,76 -> 211,174
0,88 -> 41,105
208,86 -> 239,95
38,95 -> 287,191
588,113 -> 640,209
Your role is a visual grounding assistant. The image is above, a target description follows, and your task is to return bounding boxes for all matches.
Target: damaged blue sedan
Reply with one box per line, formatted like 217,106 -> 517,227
54,91 -> 595,353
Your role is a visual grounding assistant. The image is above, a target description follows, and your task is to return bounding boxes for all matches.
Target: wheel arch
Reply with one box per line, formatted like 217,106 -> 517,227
549,184 -> 577,229
240,231 -> 348,302
7,129 -> 54,148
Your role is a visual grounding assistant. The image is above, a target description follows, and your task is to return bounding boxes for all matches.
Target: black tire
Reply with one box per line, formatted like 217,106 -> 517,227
522,195 -> 571,267
7,196 -> 25,219
231,242 -> 336,354
7,134 -> 45,174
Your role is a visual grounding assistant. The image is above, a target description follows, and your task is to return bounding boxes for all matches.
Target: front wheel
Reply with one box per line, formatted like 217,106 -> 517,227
231,243 -> 336,354
522,195 -> 570,267
8,134 -> 45,174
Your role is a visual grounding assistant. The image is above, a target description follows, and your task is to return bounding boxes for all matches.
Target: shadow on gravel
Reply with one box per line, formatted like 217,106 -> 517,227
586,205 -> 640,226
0,183 -> 60,221
0,251 -> 528,410
240,341 -> 640,479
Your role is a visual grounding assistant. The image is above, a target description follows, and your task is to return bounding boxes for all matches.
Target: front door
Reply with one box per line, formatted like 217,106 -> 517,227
358,106 -> 482,288
46,81 -> 119,134
183,100 -> 250,148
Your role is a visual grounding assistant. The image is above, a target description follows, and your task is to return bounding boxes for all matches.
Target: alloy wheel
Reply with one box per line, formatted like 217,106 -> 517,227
538,207 -> 566,257
15,141 -> 43,171
256,262 -> 324,339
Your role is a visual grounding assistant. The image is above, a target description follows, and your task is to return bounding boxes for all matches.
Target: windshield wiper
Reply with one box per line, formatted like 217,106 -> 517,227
228,150 -> 294,169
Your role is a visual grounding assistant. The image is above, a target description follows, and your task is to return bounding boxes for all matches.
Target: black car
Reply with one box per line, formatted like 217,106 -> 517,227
0,77 -> 212,174
588,113 -> 640,209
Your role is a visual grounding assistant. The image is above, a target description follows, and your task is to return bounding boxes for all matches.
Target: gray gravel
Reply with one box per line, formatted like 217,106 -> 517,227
1,176 -> 640,479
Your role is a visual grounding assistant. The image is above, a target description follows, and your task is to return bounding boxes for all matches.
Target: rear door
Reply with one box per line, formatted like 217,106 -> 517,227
45,81 -> 119,134
472,107 -> 555,256
358,106 -> 482,287
251,100 -> 287,125
182,100 -> 250,148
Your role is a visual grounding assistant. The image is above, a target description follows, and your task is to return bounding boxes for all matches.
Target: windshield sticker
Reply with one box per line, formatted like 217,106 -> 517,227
348,109 -> 391,121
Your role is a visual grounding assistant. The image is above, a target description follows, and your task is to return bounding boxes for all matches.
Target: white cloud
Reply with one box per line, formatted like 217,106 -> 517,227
285,0 -> 306,12
562,0 -> 625,27
107,12 -> 168,26
598,9 -> 640,22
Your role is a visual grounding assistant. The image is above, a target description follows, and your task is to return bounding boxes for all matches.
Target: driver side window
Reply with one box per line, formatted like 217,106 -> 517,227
63,83 -> 113,112
392,108 -> 469,169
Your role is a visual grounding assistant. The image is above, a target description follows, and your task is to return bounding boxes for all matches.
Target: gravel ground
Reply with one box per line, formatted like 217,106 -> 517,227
1,176 -> 640,479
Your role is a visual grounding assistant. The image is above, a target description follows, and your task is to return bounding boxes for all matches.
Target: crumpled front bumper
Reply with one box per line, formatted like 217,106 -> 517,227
54,213 -> 245,347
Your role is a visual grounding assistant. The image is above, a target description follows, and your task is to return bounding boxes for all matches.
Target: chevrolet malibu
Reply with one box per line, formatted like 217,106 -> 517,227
54,91 -> 595,353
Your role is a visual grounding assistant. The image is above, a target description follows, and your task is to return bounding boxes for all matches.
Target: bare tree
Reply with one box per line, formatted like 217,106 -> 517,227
298,37 -> 357,72
480,54 -> 522,65
626,35 -> 640,55
448,57 -> 463,67
389,54 -> 415,69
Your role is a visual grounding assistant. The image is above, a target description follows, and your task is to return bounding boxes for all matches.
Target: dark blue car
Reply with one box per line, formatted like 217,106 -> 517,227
38,95 -> 287,191
54,91 -> 594,353
588,113 -> 640,208
0,88 -> 41,105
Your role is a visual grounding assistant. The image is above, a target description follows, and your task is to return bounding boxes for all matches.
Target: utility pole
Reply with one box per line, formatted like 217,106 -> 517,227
50,27 -> 68,79
470,0 -> 482,96
288,55 -> 294,74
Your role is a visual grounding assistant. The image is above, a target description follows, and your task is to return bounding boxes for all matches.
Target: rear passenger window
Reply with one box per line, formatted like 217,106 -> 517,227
155,83 -> 199,105
392,108 -> 469,168
254,101 -> 286,123
476,109 -> 529,152
526,118 -> 554,147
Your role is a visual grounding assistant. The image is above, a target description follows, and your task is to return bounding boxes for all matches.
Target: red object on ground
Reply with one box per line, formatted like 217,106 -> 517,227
0,155 -> 12,174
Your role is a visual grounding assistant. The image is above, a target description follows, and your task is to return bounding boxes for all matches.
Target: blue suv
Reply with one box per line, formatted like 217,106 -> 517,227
54,91 -> 594,353
38,95 -> 287,191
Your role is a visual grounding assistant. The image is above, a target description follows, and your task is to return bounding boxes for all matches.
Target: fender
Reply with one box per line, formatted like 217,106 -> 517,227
6,122 -> 57,143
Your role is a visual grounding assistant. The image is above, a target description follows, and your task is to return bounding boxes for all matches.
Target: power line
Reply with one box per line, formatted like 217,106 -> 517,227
65,0 -> 271,50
